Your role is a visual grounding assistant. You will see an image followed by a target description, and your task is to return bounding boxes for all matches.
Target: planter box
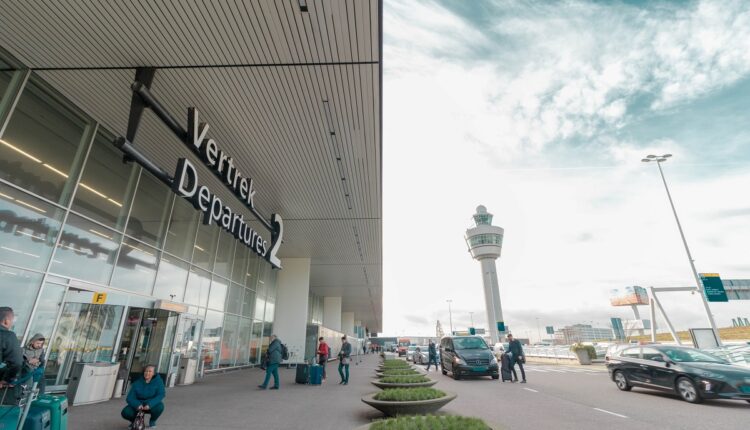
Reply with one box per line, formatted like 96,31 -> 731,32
361,391 -> 457,416
573,349 -> 592,365
354,419 -> 502,430
375,371 -> 420,379
370,379 -> 438,389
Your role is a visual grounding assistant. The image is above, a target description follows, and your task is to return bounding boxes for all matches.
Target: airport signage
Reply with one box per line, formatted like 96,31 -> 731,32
700,273 -> 728,302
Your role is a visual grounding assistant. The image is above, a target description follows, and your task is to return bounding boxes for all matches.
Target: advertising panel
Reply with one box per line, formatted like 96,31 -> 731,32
609,286 -> 649,306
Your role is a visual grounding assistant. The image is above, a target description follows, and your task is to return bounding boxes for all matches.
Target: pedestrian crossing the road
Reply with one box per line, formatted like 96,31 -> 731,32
523,364 -> 607,374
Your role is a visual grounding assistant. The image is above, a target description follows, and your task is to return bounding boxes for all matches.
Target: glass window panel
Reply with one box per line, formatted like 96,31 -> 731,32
26,282 -> 66,344
264,298 -> 274,323
110,237 -> 158,295
184,267 -> 211,308
213,230 -> 235,279
125,171 -> 171,247
254,295 -> 266,322
243,253 -> 259,289
242,288 -> 255,319
0,69 -> 12,101
250,321 -> 263,365
237,317 -> 252,366
201,310 -> 223,370
230,243 -> 248,285
255,263 -> 267,298
49,213 -> 120,284
71,132 -> 136,229
0,183 -> 63,271
192,222 -> 217,271
163,196 -> 199,260
208,276 -> 228,311
0,78 -> 91,205
219,314 -> 239,368
152,254 -> 189,302
0,265 -> 43,339
225,283 -> 243,315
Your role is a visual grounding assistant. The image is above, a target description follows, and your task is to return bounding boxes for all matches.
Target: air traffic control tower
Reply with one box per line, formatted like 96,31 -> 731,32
465,205 -> 506,343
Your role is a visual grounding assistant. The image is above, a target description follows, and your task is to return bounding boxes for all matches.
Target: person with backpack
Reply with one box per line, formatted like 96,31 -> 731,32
317,337 -> 329,381
258,334 -> 283,390
337,336 -> 352,385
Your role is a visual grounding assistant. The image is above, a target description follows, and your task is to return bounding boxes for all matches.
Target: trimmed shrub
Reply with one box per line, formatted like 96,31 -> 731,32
370,415 -> 492,430
379,369 -> 419,376
378,375 -> 430,384
373,388 -> 445,402
570,343 -> 597,360
382,360 -> 410,368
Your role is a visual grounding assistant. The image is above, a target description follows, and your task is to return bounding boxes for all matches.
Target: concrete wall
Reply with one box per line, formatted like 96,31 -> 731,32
323,296 -> 342,332
273,258 -> 311,363
342,312 -> 355,337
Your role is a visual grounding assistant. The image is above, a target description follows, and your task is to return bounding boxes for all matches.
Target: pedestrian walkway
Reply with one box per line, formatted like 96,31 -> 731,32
68,354 -> 383,430
524,364 -> 607,374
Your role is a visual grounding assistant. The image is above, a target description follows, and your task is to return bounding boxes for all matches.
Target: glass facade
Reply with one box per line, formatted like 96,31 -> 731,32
0,63 -> 278,382
468,233 -> 503,246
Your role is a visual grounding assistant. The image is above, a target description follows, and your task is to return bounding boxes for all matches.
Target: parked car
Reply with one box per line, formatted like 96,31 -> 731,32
414,346 -> 429,364
440,336 -> 499,380
607,345 -> 750,404
406,345 -> 419,361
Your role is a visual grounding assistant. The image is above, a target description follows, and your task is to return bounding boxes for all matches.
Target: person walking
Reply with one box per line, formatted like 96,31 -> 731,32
121,365 -> 166,428
425,340 -> 439,371
258,334 -> 282,390
507,334 -> 526,383
337,336 -> 351,385
317,337 -> 329,381
0,307 -> 23,405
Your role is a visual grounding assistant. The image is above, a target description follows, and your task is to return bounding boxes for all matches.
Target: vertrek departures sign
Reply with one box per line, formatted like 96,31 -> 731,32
115,71 -> 283,269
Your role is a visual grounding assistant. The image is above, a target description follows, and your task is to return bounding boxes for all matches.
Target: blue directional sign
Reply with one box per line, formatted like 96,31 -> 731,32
545,326 -> 555,335
700,273 -> 728,302
497,322 -> 506,332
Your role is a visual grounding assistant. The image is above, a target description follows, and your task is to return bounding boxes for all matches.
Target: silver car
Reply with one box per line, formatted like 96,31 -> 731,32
413,346 -> 429,364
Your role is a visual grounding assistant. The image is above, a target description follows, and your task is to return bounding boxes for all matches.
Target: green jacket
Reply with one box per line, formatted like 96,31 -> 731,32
126,375 -> 166,409
0,326 -> 23,383
267,339 -> 282,365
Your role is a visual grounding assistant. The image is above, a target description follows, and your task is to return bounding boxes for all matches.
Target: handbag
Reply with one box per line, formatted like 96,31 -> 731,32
341,356 -> 350,365
132,410 -> 146,430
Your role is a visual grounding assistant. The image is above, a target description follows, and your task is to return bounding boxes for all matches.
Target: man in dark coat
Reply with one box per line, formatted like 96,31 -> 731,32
426,340 -> 439,371
258,335 -> 282,390
337,336 -> 352,385
0,307 -> 23,404
507,334 -> 526,383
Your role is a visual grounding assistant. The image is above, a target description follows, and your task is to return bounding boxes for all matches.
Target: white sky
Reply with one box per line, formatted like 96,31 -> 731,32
381,0 -> 750,341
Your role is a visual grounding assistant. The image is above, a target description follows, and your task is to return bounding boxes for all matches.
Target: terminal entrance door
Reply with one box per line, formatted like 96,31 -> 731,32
116,308 -> 178,393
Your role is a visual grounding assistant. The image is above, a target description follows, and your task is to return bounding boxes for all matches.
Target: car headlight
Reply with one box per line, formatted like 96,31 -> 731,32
453,356 -> 466,365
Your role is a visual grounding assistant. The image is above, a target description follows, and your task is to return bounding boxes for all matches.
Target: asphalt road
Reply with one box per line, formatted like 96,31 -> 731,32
425,363 -> 749,430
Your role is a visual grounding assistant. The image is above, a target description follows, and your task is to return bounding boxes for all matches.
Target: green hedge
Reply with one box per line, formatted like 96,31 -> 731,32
379,369 -> 419,376
373,388 -> 445,402
378,375 -> 430,384
570,343 -> 597,359
382,360 -> 411,368
370,416 -> 492,430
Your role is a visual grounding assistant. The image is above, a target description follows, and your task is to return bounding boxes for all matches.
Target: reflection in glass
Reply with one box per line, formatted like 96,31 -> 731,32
71,132 -> 136,230
125,171 -> 170,247
264,297 -> 275,323
49,213 -> 120,284
110,237 -> 158,295
152,254 -> 189,301
226,283 -> 243,315
254,295 -> 266,323
201,310 -> 224,370
237,317 -> 252,365
213,230 -> 235,279
0,265 -> 43,339
0,183 -> 63,271
242,288 -> 255,319
243,253 -> 259,289
230,243 -> 248,285
0,78 -> 91,205
220,314 -> 239,367
163,197 -> 199,260
26,282 -> 67,344
250,320 -> 263,365
208,276 -> 228,311
184,267 -> 211,308
192,222 -> 217,271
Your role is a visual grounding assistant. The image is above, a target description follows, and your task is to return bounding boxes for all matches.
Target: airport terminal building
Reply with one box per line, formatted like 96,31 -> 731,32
0,1 -> 381,393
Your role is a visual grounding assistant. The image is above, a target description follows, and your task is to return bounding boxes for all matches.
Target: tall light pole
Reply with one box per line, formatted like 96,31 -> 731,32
446,300 -> 454,335
469,312 -> 475,328
642,154 -> 722,345
535,317 -> 542,344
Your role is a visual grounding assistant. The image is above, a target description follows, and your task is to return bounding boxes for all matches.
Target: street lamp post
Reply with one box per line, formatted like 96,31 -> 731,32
447,300 -> 454,335
642,154 -> 722,345
469,311 -> 475,328
535,317 -> 542,344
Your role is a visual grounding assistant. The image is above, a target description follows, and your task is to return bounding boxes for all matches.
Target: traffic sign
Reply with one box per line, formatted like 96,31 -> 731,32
545,326 -> 554,335
497,322 -> 506,332
700,273 -> 728,302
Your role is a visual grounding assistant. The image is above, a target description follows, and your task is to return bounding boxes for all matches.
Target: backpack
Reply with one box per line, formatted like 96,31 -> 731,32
281,343 -> 289,360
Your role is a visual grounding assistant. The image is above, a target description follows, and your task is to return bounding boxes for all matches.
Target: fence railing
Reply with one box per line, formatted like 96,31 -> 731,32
702,344 -> 750,367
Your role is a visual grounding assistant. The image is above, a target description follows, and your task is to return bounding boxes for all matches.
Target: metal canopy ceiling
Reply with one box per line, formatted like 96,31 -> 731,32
0,0 -> 382,331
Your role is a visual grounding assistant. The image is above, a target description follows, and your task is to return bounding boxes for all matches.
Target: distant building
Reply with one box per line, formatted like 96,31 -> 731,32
555,324 -> 614,344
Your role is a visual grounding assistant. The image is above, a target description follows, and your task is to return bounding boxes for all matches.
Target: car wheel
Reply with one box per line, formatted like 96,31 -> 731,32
453,365 -> 461,380
492,375 -> 499,380
441,367 -> 447,375
676,377 -> 703,404
613,371 -> 632,392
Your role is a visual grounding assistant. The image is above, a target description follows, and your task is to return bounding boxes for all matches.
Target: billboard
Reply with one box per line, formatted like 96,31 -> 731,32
609,286 -> 649,306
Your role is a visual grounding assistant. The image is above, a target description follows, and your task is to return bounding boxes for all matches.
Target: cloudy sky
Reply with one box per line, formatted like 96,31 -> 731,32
381,0 -> 750,341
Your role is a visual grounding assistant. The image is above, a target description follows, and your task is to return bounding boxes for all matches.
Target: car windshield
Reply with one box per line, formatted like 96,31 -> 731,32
408,346 -> 417,351
453,337 -> 488,350
661,347 -> 727,364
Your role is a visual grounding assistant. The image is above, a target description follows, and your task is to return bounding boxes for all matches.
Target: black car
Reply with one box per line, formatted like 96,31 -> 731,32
440,335 -> 499,380
607,344 -> 750,404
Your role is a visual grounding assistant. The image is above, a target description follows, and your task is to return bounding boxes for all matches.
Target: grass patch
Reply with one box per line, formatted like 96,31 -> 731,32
373,388 -> 445,402
382,360 -> 411,368
379,369 -> 419,376
370,415 -> 492,430
378,375 -> 430,384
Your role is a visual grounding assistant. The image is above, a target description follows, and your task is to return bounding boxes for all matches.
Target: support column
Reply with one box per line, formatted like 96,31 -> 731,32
273,258 -> 311,364
323,296 -> 342,332
342,312 -> 355,337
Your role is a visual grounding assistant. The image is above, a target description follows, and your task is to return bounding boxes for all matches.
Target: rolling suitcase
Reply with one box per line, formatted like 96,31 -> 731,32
31,395 -> 68,430
309,365 -> 323,385
22,407 -> 50,430
295,364 -> 310,384
500,354 -> 513,382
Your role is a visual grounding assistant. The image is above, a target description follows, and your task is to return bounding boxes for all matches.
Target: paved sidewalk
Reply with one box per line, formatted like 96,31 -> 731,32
69,354 -> 383,430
